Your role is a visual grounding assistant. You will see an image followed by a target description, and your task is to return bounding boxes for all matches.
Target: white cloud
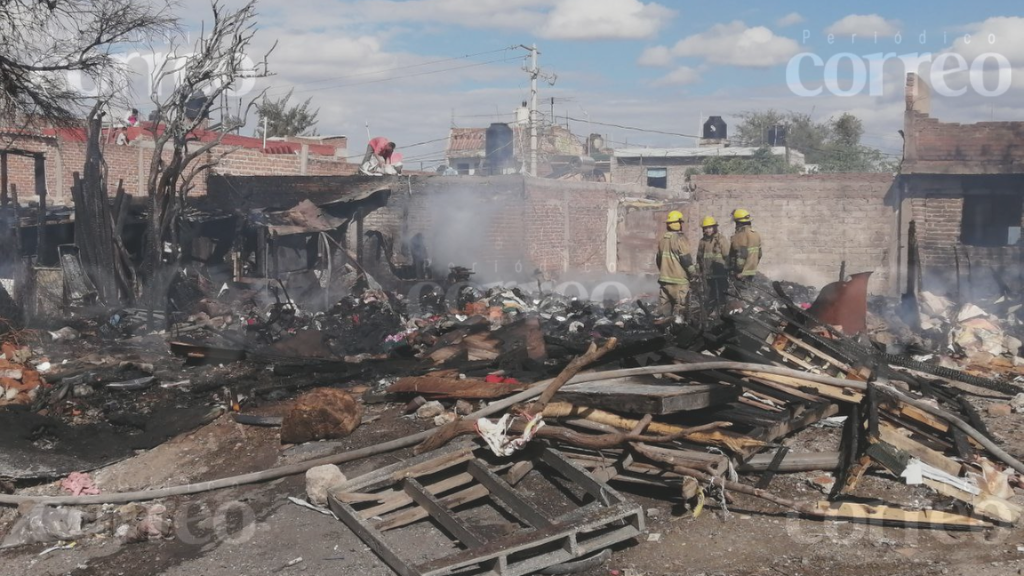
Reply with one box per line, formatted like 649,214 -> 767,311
329,0 -> 673,39
538,0 -> 674,40
776,12 -> 805,28
948,16 -> 1024,65
652,66 -> 700,87
637,45 -> 673,67
825,14 -> 900,37
671,21 -> 799,68
351,0 -> 552,31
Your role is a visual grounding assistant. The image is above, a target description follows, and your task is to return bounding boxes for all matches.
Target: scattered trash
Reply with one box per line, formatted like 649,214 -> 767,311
60,472 -> 100,496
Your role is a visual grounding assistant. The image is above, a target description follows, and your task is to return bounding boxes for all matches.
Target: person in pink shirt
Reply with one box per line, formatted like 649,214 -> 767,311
362,136 -> 396,167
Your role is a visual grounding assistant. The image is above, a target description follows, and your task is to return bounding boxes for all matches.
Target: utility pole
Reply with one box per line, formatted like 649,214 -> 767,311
520,44 -> 556,177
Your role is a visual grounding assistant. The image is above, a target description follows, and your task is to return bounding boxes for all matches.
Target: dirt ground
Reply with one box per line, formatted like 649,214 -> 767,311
3,393 -> 1024,576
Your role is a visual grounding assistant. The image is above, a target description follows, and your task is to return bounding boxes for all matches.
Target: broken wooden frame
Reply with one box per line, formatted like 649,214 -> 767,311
327,443 -> 644,576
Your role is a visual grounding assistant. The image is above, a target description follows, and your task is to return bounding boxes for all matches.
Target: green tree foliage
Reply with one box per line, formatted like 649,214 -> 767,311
702,145 -> 800,175
730,110 -> 897,173
255,89 -> 319,138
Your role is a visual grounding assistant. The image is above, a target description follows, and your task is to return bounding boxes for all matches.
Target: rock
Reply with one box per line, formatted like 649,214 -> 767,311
73,384 -> 95,398
988,404 -> 1013,417
404,396 -> 427,414
49,327 -> 80,342
433,412 -> 457,426
415,400 -> 445,420
1011,394 -> 1024,413
281,388 -> 363,444
305,464 -> 347,507
454,400 -> 473,415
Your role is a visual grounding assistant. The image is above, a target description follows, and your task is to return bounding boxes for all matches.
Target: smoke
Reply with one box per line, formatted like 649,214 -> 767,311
416,185 -> 535,285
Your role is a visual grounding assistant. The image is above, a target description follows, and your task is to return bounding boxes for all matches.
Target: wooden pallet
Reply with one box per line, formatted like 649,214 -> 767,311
327,443 -> 644,576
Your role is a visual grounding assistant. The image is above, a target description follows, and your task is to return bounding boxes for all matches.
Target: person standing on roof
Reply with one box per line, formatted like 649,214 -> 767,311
361,136 -> 396,174
656,210 -> 696,319
697,216 -> 729,311
729,208 -> 763,283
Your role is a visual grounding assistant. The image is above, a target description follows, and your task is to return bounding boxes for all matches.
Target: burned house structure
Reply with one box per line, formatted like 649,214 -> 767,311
896,73 -> 1024,298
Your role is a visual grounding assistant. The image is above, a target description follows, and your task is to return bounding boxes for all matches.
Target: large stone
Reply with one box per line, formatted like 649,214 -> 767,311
305,465 -> 347,507
281,388 -> 363,444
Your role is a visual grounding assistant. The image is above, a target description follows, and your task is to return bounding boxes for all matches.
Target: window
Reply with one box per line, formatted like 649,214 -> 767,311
646,167 -> 667,189
961,195 -> 1023,247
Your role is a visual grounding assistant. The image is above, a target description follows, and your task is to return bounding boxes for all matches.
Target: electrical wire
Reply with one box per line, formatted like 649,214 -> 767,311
286,56 -> 521,96
263,46 -> 518,94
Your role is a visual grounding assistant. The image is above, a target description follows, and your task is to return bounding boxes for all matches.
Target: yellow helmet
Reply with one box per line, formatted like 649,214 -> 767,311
701,216 -> 717,228
732,208 -> 751,223
666,210 -> 684,224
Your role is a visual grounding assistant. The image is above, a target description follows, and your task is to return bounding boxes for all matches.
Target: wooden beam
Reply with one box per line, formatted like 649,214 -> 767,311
812,501 -> 990,528
555,377 -> 738,414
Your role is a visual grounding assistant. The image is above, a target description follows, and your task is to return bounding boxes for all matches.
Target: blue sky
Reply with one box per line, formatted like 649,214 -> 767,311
161,0 -> 1024,168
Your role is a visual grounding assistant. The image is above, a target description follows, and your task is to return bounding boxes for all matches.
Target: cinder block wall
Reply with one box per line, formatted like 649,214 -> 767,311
689,173 -> 899,294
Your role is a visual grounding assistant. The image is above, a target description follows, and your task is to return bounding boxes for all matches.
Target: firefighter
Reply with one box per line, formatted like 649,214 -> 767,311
697,216 -> 729,311
656,210 -> 696,318
729,208 -> 763,283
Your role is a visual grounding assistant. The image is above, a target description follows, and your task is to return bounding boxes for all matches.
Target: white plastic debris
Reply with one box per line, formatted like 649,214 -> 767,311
476,413 -> 545,457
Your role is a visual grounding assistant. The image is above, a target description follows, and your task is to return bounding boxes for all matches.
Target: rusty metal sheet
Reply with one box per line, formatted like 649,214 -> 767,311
807,271 -> 873,334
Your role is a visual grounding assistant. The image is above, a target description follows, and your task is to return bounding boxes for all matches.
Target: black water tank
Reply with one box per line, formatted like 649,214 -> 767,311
703,116 -> 727,140
766,125 -> 787,146
485,122 -> 514,174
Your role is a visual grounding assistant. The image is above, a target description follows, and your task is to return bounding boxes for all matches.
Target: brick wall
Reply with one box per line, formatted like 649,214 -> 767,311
352,175 -> 654,282
1,130 -> 356,206
900,174 -> 1024,295
903,74 -> 1024,175
690,173 -> 899,293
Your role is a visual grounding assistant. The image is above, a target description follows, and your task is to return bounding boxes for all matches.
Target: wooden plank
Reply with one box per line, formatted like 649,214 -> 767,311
556,377 -> 738,414
376,485 -> 490,532
738,451 -> 841,473
359,472 -> 475,519
403,478 -> 487,548
920,478 -> 1022,523
328,497 -> 420,576
877,423 -> 961,476
813,501 -> 991,528
414,503 -> 642,576
741,371 -> 864,404
467,461 -> 552,528
747,403 -> 840,456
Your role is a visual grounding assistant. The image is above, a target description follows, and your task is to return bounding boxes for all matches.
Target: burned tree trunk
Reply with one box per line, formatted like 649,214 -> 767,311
72,116 -> 120,303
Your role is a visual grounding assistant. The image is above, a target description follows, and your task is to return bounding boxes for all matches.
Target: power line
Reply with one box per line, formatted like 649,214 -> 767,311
264,46 -> 518,94
286,56 -> 521,96
564,116 -> 700,139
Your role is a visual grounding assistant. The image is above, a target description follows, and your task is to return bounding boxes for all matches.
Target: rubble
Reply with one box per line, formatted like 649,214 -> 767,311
4,253 -> 1024,575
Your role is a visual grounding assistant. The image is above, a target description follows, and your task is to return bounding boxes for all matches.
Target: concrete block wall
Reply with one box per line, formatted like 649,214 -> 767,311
689,173 -> 898,293
611,161 -> 696,199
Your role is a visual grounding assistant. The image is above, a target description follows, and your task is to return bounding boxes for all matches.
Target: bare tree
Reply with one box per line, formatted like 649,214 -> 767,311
141,0 -> 271,312
0,0 -> 177,126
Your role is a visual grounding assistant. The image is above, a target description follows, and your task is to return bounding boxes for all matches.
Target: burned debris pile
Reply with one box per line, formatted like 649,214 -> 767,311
3,264 -> 1024,573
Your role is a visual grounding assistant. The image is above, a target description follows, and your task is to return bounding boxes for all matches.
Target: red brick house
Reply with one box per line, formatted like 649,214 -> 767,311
0,124 -> 354,206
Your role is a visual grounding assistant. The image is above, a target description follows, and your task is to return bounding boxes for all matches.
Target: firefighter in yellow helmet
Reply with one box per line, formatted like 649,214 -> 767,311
697,216 -> 729,310
656,210 -> 696,318
729,208 -> 763,283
